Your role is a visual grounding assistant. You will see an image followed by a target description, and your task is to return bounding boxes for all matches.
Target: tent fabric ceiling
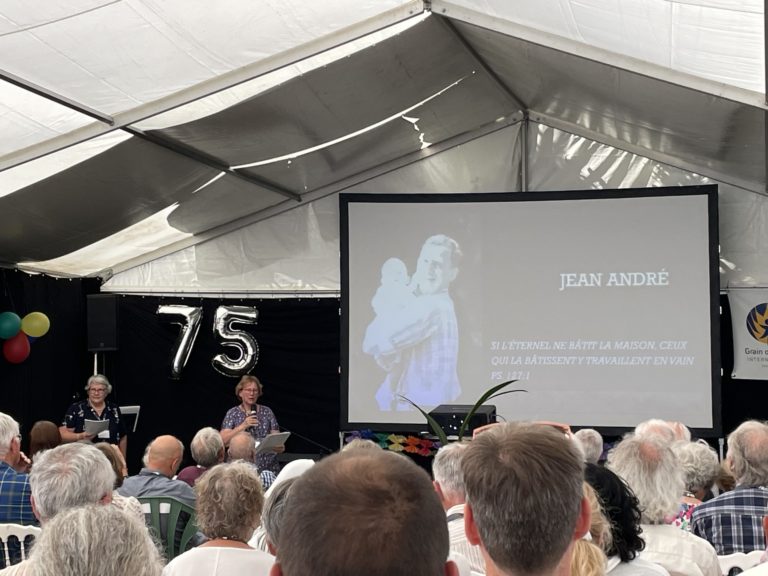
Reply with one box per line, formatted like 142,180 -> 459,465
0,0 -> 422,171
435,0 -> 764,94
0,1 -> 765,285
451,19 -> 765,191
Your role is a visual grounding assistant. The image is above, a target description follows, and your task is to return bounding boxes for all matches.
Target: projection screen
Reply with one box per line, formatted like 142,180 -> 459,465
340,186 -> 720,435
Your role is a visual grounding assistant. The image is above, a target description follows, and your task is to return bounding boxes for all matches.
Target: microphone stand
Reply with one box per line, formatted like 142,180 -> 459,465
278,425 -> 335,455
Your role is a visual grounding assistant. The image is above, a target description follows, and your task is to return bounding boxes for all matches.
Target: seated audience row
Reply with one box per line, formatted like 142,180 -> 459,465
8,406 -> 768,576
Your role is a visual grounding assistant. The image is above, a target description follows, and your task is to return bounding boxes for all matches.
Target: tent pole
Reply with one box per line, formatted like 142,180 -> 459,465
521,112 -> 529,192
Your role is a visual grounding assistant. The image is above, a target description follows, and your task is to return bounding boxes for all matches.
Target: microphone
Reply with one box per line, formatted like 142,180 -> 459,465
246,410 -> 258,433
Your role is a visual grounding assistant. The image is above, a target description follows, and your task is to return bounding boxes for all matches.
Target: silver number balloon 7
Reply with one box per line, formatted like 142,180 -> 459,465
156,305 -> 203,379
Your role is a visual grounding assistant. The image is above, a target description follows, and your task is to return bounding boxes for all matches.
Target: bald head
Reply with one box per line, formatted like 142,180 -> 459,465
146,435 -> 184,477
227,432 -> 256,462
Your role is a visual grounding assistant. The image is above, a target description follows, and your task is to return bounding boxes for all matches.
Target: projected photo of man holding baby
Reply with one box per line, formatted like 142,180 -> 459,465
363,234 -> 462,411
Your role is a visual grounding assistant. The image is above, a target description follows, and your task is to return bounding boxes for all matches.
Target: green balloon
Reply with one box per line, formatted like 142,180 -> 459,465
0,312 -> 21,340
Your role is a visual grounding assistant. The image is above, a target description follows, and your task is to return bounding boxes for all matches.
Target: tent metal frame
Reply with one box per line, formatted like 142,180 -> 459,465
0,1 -> 424,174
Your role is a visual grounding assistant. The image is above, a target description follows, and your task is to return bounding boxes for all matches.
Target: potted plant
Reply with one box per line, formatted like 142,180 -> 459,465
398,380 -> 526,445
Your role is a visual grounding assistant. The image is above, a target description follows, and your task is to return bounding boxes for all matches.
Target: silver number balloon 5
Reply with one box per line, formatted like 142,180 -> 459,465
212,305 -> 259,377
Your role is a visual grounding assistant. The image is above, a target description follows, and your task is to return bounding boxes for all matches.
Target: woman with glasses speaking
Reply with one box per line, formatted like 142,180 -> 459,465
59,374 -> 127,457
220,375 -> 283,477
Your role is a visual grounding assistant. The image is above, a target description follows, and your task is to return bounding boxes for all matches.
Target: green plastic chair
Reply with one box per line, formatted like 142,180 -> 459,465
138,497 -> 198,561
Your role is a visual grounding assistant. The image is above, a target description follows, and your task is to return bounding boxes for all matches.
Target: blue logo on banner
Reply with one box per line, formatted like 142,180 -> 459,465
746,304 -> 768,344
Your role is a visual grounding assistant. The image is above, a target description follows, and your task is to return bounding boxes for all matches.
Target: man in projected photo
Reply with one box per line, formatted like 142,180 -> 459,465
364,234 -> 462,411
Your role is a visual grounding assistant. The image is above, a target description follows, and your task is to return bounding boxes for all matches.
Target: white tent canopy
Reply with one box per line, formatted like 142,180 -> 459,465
0,0 -> 764,293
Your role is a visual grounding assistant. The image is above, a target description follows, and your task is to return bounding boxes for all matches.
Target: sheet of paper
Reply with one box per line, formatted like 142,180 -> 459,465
84,419 -> 109,436
254,431 -> 290,454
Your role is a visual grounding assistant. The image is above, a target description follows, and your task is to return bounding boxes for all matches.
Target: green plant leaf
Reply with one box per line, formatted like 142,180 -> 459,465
396,395 -> 449,445
458,381 -> 526,440
487,389 -> 528,401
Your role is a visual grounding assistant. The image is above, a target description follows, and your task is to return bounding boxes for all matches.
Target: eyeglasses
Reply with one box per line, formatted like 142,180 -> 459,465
241,388 -> 259,394
89,388 -> 107,393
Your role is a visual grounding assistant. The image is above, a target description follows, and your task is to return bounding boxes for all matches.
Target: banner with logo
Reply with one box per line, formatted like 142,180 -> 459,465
730,289 -> 768,379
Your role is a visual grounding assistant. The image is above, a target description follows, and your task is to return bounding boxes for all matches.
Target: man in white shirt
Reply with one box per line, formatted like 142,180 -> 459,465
433,442 -> 485,574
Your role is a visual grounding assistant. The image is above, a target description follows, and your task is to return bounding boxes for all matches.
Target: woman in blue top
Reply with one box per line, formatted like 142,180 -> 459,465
220,375 -> 283,475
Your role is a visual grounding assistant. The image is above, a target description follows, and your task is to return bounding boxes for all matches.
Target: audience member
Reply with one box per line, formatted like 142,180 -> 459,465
671,440 -> 720,531
0,442 -> 117,575
584,464 -> 669,576
575,429 -> 604,464
118,435 -> 195,507
30,504 -> 164,576
263,459 -> 314,498
29,443 -> 114,523
571,483 -> 608,576
163,461 -> 272,575
27,421 -> 61,460
341,438 -> 380,451
634,419 -> 677,445
177,427 -> 224,487
461,422 -> 589,576
0,413 -> 35,525
432,442 -> 484,574
272,449 -> 458,576
691,420 -> 768,554
228,431 -> 275,490
257,477 -> 296,555
94,443 -> 143,521
716,459 -> 736,493
670,422 -> 692,443
608,435 -> 718,576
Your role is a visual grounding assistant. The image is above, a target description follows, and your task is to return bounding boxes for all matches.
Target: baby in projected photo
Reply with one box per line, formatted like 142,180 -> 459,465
363,235 -> 462,411
363,258 -> 415,382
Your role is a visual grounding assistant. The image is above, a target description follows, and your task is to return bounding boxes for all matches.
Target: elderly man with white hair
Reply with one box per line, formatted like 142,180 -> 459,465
608,435 -> 719,576
691,420 -> 768,554
0,413 -> 35,526
432,442 -> 484,574
177,427 -> 225,487
574,428 -> 603,464
0,442 -> 116,576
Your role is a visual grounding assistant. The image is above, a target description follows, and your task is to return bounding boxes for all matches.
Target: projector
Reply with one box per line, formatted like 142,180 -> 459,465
428,404 -> 496,437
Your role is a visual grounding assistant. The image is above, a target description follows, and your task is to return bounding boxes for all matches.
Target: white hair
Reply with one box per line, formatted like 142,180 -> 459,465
670,422 -> 691,442
432,442 -> 469,500
574,429 -> 603,464
607,435 -> 684,524
31,504 -> 163,576
190,427 -> 224,468
673,440 -> 720,493
727,420 -> 768,486
633,419 -> 676,445
85,374 -> 112,394
0,413 -> 19,459
30,443 -> 115,522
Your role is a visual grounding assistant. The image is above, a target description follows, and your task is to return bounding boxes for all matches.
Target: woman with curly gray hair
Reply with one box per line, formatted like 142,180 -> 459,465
671,440 -> 720,531
162,461 -> 273,575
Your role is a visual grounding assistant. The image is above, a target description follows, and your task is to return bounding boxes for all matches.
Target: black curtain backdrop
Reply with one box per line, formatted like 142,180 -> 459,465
110,295 -> 341,472
0,269 -> 98,447
0,268 -> 766,472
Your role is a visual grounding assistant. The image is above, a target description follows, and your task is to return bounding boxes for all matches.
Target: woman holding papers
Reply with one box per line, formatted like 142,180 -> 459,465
220,375 -> 284,475
59,374 -> 127,457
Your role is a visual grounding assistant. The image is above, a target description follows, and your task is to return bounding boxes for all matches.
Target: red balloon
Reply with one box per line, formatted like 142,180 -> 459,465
3,332 -> 30,363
